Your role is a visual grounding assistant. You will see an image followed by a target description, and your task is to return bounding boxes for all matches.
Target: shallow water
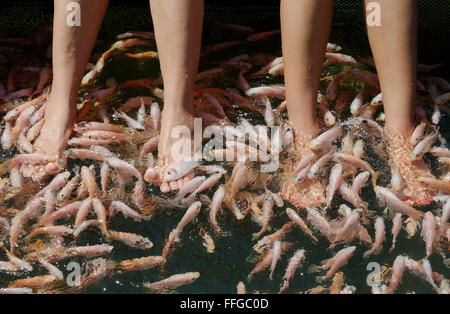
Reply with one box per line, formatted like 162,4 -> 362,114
0,27 -> 449,294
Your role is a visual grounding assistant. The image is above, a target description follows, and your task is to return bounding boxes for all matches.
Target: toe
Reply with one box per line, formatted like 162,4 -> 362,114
169,181 -> 179,191
44,162 -> 60,175
144,168 -> 161,185
160,182 -> 170,193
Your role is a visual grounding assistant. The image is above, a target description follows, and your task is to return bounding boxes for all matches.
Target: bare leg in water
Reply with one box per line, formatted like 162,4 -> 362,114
279,0 -> 334,207
18,0 -> 109,181
365,0 -> 433,202
144,0 -> 204,193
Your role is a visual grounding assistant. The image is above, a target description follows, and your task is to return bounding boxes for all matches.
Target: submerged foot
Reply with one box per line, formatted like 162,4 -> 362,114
18,97 -> 73,181
281,128 -> 325,208
144,108 -> 195,193
385,129 -> 435,205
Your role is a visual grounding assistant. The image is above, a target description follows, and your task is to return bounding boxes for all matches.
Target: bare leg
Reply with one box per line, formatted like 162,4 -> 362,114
280,0 -> 333,207
365,0 -> 433,202
23,0 -> 108,181
144,0 -> 204,193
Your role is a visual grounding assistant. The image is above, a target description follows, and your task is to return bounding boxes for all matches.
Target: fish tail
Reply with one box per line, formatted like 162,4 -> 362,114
388,243 -> 395,253
363,249 -> 373,259
307,264 -> 320,273
371,171 -> 381,186
315,276 -> 325,283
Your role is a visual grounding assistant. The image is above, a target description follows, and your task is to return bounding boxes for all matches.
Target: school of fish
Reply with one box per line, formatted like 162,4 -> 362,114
0,23 -> 448,294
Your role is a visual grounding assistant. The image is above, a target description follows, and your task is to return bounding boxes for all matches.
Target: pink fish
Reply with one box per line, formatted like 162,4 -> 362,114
279,249 -> 305,293
326,163 -> 343,208
421,211 -> 436,258
410,131 -> 439,160
363,217 -> 385,258
374,186 -> 423,219
246,85 -> 285,99
209,186 -> 225,233
310,126 -> 343,151
389,213 -> 402,252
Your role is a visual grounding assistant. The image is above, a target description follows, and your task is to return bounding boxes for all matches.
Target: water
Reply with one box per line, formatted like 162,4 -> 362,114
0,27 -> 448,294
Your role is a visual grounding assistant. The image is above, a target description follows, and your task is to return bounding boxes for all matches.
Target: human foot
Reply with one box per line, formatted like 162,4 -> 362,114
281,128 -> 326,208
385,129 -> 435,205
17,96 -> 75,181
144,107 -> 195,193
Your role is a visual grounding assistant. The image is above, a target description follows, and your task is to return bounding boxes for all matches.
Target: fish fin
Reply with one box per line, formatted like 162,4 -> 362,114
315,276 -> 325,283
371,171 -> 381,186
388,244 -> 395,253
363,249 -> 373,259
307,264 -> 320,273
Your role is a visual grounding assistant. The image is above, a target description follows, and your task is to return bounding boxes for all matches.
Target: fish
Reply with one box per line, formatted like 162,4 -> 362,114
248,248 -> 274,282
352,171 -> 370,195
334,153 -> 379,185
252,194 -> 273,240
107,230 -> 153,250
307,147 -> 336,179
269,240 -> 282,280
330,272 -> 345,294
113,109 -> 145,131
352,140 -> 365,159
317,246 -> 356,282
118,256 -> 165,272
143,272 -> 200,291
306,207 -> 333,240
1,242 -> 33,271
417,176 -> 450,193
279,249 -> 305,294
350,87 -> 365,116
325,52 -> 356,65
389,214 -> 403,252
422,259 -> 440,293
164,160 -> 199,181
253,222 -> 294,253
441,198 -> 449,240
236,281 -> 246,294
327,73 -> 346,100
26,226 -> 73,240
310,126 -> 343,151
209,186 -> 225,233
326,163 -> 343,208
162,202 -> 201,258
216,23 -> 255,34
383,256 -> 406,294
363,217 -> 385,258
421,211 -> 437,258
110,201 -> 151,222
410,131 -> 439,160
286,208 -> 318,242
331,211 -> 360,247
246,85 -> 285,99
374,186 -> 423,219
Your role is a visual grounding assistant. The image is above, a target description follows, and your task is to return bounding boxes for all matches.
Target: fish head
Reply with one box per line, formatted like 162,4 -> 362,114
416,177 -> 428,185
188,272 -> 200,282
309,139 -> 321,151
409,151 -> 420,160
164,166 -> 180,181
